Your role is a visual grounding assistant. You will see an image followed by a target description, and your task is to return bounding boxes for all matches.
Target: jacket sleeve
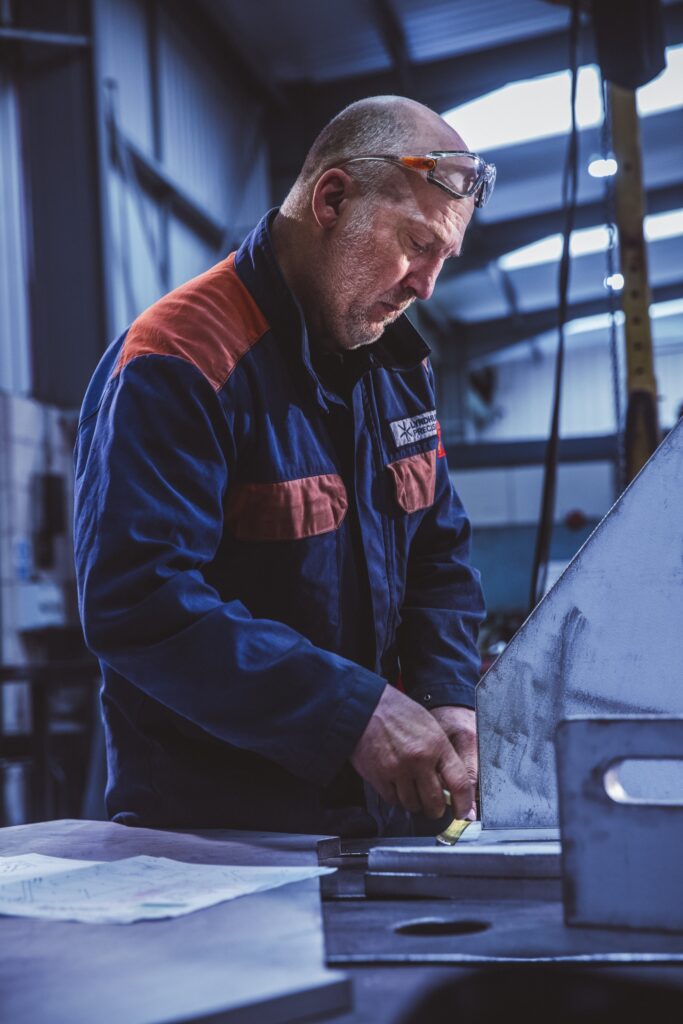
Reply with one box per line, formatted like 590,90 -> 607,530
74,353 -> 385,784
397,418 -> 485,710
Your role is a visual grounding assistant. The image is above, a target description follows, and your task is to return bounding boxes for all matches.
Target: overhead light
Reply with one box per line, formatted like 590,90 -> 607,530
637,45 -> 683,117
588,157 -> 617,178
443,66 -> 602,151
566,312 -> 624,336
645,209 -> 683,242
651,298 -> 683,319
604,273 -> 624,290
443,44 -> 682,152
499,209 -> 683,271
565,298 -> 683,337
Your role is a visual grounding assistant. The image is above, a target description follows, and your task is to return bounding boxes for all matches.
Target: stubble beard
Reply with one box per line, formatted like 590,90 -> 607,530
318,205 -> 391,351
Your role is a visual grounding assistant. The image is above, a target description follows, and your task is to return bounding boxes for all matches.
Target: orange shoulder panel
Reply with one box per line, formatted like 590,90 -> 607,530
113,253 -> 269,391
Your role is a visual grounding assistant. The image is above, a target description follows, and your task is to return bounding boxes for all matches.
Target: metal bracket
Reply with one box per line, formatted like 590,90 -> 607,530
556,716 -> 683,932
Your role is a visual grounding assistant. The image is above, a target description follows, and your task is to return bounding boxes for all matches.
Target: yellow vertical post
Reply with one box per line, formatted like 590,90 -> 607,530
609,83 -> 660,482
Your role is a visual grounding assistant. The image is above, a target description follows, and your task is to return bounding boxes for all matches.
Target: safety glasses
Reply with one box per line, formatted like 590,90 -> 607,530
339,151 -> 497,208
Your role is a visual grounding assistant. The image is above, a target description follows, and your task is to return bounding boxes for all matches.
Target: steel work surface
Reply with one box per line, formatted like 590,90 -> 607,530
0,819 -> 350,1024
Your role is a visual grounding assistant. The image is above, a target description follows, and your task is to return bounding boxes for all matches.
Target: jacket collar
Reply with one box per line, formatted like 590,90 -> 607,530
233,210 -> 431,407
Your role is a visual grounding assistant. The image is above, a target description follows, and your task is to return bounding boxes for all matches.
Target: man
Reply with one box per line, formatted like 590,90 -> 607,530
74,96 -> 491,836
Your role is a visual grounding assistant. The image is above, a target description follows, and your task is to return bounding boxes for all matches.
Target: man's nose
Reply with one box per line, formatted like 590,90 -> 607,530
404,258 -> 443,302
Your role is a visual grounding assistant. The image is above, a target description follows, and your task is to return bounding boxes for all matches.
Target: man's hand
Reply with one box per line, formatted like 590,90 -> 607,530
350,685 -> 474,819
430,705 -> 478,819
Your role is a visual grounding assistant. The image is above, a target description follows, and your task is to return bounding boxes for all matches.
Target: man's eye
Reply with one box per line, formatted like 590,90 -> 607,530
410,238 -> 428,254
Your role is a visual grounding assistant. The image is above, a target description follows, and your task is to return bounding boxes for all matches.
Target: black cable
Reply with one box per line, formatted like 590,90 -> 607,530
528,0 -> 581,612
600,74 -> 626,493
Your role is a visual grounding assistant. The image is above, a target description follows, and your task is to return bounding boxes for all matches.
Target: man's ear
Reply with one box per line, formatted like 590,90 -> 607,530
311,169 -> 355,229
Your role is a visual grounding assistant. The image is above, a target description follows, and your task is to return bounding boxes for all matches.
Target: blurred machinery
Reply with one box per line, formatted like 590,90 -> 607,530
0,392 -> 98,825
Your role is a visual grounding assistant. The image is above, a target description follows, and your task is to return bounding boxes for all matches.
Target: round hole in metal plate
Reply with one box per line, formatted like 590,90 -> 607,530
394,917 -> 490,937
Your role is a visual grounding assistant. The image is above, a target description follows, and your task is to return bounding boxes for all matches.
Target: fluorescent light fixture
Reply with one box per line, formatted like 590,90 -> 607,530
443,44 -> 682,152
500,209 -> 683,271
443,66 -> 601,151
588,157 -> 617,177
604,273 -> 624,291
651,298 -> 683,319
645,209 -> 683,242
500,234 -> 563,269
637,45 -> 683,117
566,311 -> 624,336
565,298 -> 683,337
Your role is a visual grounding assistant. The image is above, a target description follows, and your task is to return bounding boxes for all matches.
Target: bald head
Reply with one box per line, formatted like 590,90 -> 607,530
283,95 -> 467,213
272,96 -> 475,354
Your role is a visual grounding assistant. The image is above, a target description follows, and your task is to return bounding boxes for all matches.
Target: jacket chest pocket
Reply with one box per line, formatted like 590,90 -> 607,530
225,473 -> 348,541
386,449 -> 436,514
223,473 -> 348,639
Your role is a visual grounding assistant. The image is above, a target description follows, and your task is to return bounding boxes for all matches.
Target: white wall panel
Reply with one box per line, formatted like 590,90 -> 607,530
0,72 -> 31,395
477,340 -> 619,441
657,349 -> 683,424
451,461 -> 616,527
471,315 -> 683,443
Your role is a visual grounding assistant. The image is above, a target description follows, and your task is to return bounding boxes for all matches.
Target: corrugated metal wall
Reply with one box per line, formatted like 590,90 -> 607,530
94,0 -> 270,337
0,71 -> 31,395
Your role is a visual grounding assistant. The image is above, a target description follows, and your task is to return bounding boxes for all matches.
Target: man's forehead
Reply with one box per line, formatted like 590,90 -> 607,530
402,189 -> 473,248
410,117 -> 467,153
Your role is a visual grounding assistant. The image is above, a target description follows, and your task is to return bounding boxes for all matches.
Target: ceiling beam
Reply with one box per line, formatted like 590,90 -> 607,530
446,179 -> 683,278
453,280 -> 683,361
370,0 -> 413,93
269,25 -> 596,192
269,3 -> 683,196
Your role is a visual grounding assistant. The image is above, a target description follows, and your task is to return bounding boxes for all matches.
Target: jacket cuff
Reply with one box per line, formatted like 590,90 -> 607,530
410,680 -> 476,712
303,671 -> 387,785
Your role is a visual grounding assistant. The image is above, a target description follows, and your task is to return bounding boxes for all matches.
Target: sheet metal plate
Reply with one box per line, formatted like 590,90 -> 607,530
476,419 -> 683,829
0,819 -> 350,1024
557,717 -> 683,933
324,897 -> 683,965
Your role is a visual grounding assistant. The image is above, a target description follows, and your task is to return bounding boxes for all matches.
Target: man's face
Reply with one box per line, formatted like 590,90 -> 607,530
317,180 -> 473,352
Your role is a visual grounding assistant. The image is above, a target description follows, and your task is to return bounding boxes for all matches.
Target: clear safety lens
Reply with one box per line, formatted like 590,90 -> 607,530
433,153 -> 484,196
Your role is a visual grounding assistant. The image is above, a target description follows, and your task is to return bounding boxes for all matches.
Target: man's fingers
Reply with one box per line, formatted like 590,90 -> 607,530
372,779 -> 399,807
431,706 -> 479,788
439,748 -> 474,819
451,729 -> 478,786
415,771 -> 447,820
395,777 -> 422,815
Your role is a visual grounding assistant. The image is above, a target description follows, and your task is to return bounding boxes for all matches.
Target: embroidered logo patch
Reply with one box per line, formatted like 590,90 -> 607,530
389,410 -> 438,448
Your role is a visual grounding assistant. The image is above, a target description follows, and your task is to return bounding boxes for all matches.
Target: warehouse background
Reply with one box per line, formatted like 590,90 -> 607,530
0,0 -> 682,824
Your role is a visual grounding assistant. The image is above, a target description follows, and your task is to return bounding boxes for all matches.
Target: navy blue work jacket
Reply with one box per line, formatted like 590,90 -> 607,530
73,210 -> 485,835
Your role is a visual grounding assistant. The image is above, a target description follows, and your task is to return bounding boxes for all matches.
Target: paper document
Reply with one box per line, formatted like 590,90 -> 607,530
0,853 -> 334,924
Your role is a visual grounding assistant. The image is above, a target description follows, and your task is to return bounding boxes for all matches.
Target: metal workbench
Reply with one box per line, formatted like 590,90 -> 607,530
2,819 -> 683,1024
0,818 -> 349,1024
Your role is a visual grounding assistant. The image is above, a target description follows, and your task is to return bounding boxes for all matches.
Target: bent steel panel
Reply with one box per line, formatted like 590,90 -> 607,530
477,418 -> 683,829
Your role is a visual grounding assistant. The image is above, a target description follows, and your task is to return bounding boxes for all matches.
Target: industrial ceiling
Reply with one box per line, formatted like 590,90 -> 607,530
198,0 -> 683,362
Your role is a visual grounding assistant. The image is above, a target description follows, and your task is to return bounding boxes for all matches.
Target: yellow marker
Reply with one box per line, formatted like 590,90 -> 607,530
436,818 -> 471,846
437,789 -> 472,846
